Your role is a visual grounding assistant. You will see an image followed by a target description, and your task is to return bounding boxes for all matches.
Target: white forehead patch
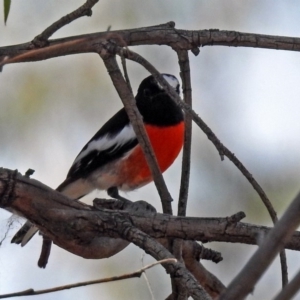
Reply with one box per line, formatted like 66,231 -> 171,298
163,74 -> 179,89
157,74 -> 179,91
73,124 -> 136,165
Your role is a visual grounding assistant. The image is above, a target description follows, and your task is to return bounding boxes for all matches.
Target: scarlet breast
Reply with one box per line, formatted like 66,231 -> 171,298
120,122 -> 185,190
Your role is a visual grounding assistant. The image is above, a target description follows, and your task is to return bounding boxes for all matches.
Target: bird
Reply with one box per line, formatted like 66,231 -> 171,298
11,73 -> 184,249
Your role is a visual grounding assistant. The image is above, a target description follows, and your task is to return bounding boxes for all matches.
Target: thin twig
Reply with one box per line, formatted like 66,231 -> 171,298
140,253 -> 156,300
31,0 -> 99,47
176,49 -> 192,217
219,190 -> 300,300
37,235 -> 52,268
174,49 -> 193,297
0,259 -> 176,299
116,218 -> 211,300
120,51 -> 133,94
100,54 -> 173,214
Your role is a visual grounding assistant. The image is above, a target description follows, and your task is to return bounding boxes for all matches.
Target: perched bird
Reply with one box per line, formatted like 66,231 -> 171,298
12,73 -> 184,248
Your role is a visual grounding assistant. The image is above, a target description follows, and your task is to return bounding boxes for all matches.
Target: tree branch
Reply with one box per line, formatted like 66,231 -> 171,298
5,167 -> 300,298
31,0 -> 100,47
0,258 -> 176,299
220,190 -> 300,300
177,49 -> 192,217
2,24 -> 300,66
1,168 -> 300,254
172,49 -> 193,299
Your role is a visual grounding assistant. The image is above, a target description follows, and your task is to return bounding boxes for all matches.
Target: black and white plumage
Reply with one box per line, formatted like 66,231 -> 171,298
11,73 -> 183,248
55,73 -> 182,199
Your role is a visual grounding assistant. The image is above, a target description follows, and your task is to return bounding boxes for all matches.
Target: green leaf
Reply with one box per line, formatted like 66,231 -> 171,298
4,0 -> 11,25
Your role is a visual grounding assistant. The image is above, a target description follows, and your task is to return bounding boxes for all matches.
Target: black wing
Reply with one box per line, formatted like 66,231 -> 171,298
65,108 -> 138,182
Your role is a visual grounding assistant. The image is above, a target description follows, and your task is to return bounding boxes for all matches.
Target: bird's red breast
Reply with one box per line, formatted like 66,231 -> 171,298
118,121 -> 184,190
56,74 -> 184,197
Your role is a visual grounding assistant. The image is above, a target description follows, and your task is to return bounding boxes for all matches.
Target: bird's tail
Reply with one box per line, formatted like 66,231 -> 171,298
11,221 -> 38,246
11,177 -> 91,247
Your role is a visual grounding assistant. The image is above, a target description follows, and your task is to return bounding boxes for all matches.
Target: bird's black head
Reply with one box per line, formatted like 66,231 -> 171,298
135,74 -> 183,126
136,74 -> 180,97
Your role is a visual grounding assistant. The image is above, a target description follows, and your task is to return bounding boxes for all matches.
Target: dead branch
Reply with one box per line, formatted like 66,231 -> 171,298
2,23 -> 300,66
1,168 -> 300,253
0,258 -> 176,299
31,0 -> 100,47
220,190 -> 300,300
1,168 -> 217,299
177,49 -> 192,217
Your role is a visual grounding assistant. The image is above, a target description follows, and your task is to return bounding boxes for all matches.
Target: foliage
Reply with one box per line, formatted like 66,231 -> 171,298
3,0 -> 11,25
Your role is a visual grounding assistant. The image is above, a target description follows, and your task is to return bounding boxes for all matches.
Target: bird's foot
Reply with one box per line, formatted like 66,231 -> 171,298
107,187 -> 131,204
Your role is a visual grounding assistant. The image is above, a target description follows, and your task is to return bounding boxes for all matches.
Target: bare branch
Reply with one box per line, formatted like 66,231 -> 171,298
1,169 -> 213,299
1,168 -> 300,253
37,235 -> 52,268
176,49 -> 192,217
4,168 -> 300,298
171,49 -> 193,299
182,240 -> 226,298
31,0 -> 100,47
2,24 -> 300,67
120,52 -> 133,94
220,190 -> 300,300
115,218 -> 211,300
0,259 -> 176,299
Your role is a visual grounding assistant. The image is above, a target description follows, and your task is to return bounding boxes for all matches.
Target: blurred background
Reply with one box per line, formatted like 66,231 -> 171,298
1,1 -> 300,299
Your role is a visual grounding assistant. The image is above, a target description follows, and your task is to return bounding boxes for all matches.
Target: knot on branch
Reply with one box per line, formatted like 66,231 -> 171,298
30,37 -> 50,49
227,211 -> 246,224
96,38 -> 130,61
200,247 -> 223,264
82,8 -> 93,17
0,168 -> 18,208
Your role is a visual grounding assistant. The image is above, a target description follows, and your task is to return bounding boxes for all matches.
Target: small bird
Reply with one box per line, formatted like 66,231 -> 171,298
11,73 -> 184,248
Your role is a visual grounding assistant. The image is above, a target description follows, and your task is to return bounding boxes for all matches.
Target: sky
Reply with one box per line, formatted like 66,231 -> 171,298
1,1 -> 300,299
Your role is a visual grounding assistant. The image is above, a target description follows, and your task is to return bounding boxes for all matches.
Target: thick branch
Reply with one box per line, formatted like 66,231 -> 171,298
1,168 -> 213,300
1,168 -> 300,254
